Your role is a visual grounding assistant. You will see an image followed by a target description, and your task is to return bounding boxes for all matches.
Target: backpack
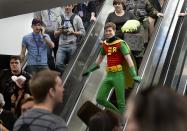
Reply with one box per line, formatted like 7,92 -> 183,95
61,13 -> 83,44
61,13 -> 76,32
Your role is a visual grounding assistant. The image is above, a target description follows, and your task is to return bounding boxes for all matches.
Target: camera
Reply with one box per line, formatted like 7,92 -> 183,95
59,26 -> 70,34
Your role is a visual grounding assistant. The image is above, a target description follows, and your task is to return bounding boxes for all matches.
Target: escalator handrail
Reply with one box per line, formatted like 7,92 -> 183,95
123,0 -> 185,130
58,0 -> 113,123
135,0 -> 184,92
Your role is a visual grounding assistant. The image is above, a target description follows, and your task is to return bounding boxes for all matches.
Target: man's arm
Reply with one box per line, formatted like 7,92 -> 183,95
124,54 -> 135,67
54,16 -> 63,37
82,47 -> 105,76
82,54 -> 103,76
71,16 -> 85,36
20,45 -> 27,63
95,54 -> 104,65
89,1 -> 97,21
43,35 -> 55,48
146,0 -> 161,18
95,47 -> 106,65
54,29 -> 62,37
120,41 -> 141,81
120,41 -> 135,67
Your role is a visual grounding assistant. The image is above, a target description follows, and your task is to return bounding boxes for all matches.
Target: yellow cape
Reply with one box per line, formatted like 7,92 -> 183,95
123,54 -> 137,89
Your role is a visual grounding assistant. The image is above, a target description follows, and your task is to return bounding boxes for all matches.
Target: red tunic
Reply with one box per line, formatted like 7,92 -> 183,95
103,40 -> 124,67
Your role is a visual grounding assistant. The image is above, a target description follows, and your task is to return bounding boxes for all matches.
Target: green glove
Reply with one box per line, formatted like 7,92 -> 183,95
82,63 -> 100,76
129,67 -> 141,82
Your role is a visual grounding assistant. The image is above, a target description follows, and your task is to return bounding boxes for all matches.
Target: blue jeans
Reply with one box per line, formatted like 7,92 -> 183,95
26,65 -> 48,75
56,44 -> 77,73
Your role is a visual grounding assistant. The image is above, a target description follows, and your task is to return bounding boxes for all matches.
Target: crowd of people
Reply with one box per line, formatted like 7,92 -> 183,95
0,0 -> 187,131
0,1 -> 101,130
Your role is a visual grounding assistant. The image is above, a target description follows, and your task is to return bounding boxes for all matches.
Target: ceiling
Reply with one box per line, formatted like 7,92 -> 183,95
0,0 -> 85,19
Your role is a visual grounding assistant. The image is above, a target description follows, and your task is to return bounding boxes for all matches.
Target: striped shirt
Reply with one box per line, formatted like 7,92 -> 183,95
13,108 -> 68,131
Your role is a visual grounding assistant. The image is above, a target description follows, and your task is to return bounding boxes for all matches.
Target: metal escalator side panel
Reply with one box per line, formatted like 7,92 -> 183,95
152,0 -> 185,86
159,16 -> 187,89
123,0 -> 185,131
158,17 -> 185,87
58,0 -> 114,125
177,50 -> 187,95
136,0 -> 184,90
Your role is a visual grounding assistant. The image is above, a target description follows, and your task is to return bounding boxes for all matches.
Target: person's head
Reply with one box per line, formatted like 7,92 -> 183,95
10,55 -> 22,75
64,4 -> 74,14
89,109 -> 120,131
21,96 -> 34,113
29,70 -> 64,107
104,22 -> 116,39
0,93 -> 5,109
125,86 -> 187,131
31,18 -> 42,34
113,0 -> 125,12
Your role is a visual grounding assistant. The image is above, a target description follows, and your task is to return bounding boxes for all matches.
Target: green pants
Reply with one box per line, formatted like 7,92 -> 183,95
96,71 -> 125,114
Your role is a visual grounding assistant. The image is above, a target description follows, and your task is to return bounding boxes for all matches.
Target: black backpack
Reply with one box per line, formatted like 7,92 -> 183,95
61,13 -> 76,32
61,13 -> 83,44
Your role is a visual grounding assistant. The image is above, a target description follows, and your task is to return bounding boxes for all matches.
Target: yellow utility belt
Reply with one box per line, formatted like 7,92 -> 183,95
106,65 -> 123,72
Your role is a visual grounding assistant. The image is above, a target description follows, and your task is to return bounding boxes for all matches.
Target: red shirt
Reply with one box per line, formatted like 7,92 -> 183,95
102,40 -> 125,67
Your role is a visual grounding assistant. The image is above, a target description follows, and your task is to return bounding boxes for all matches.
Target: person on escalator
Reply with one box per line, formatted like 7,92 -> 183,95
125,86 -> 187,131
54,3 -> 85,75
82,22 -> 141,115
105,0 -> 136,39
34,7 -> 63,71
20,19 -> 55,74
125,0 -> 164,69
73,0 -> 97,31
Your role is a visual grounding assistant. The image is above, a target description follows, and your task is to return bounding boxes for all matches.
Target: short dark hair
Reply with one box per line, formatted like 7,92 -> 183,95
104,22 -> 116,31
32,18 -> 42,26
29,70 -> 60,104
10,55 -> 21,62
89,109 -> 120,131
113,0 -> 125,9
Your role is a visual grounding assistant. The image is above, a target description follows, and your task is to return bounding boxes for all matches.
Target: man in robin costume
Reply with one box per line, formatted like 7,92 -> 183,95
83,22 -> 141,114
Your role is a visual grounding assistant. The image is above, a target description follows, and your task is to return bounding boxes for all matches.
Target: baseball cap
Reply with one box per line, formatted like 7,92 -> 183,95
32,18 -> 42,25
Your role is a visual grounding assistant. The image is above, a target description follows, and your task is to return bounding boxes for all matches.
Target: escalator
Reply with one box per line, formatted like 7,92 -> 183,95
57,0 -> 113,126
1,0 -> 185,130
63,0 -> 185,130
62,0 -> 187,130
162,10 -> 187,95
64,0 -> 187,131
123,0 -> 187,130
0,0 -> 108,127
133,0 -> 185,92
